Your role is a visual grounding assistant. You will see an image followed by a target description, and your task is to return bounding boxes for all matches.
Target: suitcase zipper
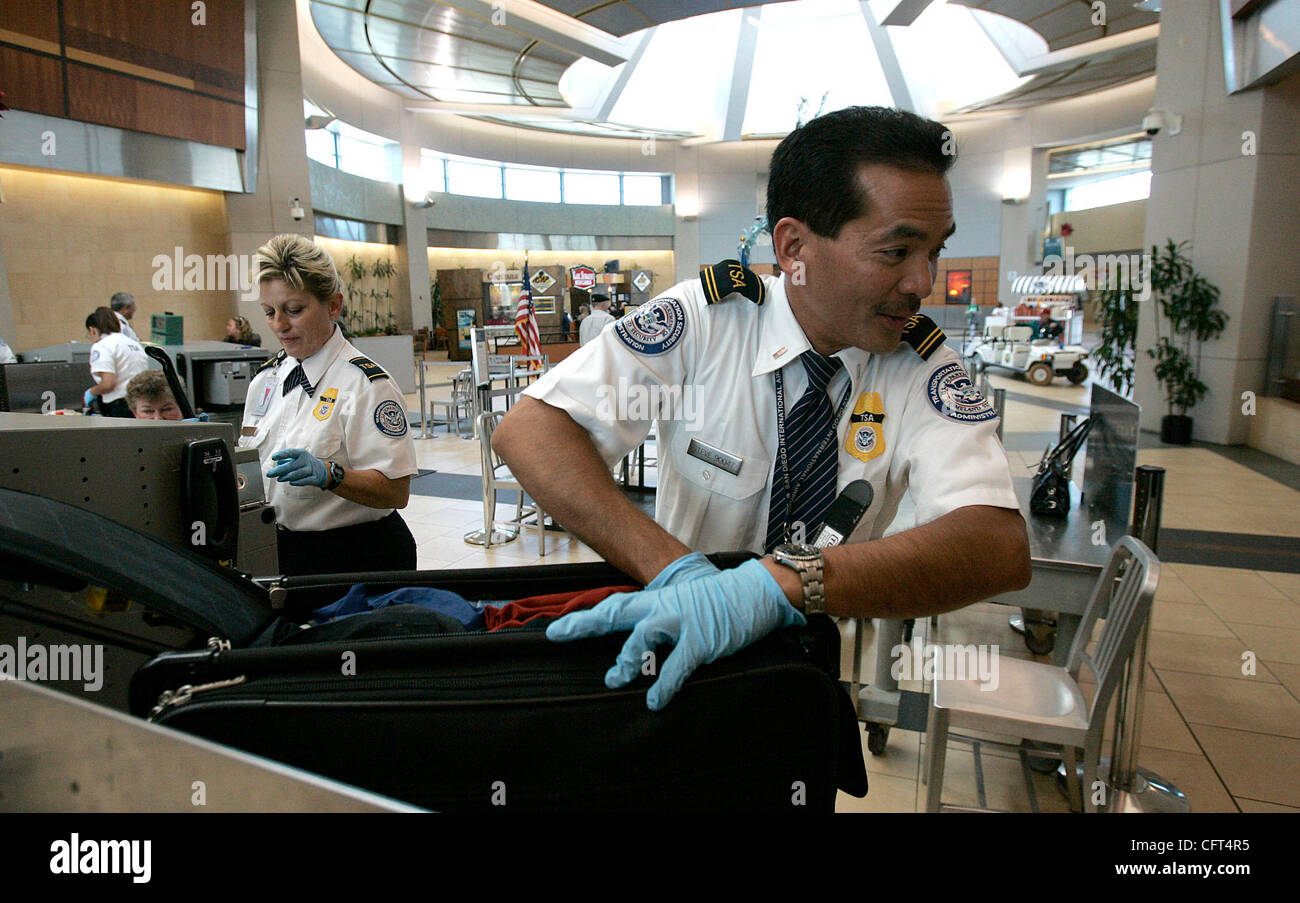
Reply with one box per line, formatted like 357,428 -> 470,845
149,675 -> 248,721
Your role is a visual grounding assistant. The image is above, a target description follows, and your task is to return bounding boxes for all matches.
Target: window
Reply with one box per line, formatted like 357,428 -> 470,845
505,166 -> 561,202
305,128 -> 339,168
446,158 -> 504,199
1063,171 -> 1152,212
622,174 -> 665,206
563,170 -> 620,205
421,150 -> 446,194
332,122 -> 399,183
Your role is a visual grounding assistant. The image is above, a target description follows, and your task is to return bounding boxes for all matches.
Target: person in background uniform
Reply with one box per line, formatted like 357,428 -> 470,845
560,308 -> 573,343
578,294 -> 614,346
238,234 -> 419,576
494,106 -> 1031,710
110,292 -> 140,342
0,334 -> 16,365
84,307 -> 150,418
224,315 -> 262,347
126,370 -> 184,420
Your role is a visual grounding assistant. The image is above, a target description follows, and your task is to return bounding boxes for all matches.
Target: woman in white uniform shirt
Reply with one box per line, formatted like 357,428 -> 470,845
84,307 -> 150,418
238,234 -> 419,576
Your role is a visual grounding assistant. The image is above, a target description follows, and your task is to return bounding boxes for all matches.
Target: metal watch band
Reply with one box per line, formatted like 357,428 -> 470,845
774,545 -> 826,615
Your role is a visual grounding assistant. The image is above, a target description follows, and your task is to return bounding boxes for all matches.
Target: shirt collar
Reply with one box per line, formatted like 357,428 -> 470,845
293,324 -> 346,388
751,275 -> 875,378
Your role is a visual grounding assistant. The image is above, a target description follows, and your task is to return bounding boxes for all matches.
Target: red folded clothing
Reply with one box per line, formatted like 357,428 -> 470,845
485,585 -> 639,631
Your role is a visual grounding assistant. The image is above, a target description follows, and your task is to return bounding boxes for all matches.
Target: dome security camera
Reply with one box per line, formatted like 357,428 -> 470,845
1142,109 -> 1182,137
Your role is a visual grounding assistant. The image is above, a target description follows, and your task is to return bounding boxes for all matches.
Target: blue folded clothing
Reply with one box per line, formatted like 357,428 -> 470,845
314,585 -> 487,631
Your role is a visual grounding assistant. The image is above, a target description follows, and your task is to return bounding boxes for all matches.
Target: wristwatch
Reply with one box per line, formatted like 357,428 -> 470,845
771,543 -> 825,614
322,461 -> 345,492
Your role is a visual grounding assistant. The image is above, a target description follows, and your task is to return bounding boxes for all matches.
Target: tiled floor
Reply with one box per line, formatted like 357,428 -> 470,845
402,356 -> 1300,813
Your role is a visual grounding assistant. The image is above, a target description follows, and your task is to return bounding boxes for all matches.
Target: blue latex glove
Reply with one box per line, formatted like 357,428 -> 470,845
183,412 -> 211,422
266,447 -> 329,487
547,559 -> 806,711
83,388 -> 96,407
646,551 -> 720,590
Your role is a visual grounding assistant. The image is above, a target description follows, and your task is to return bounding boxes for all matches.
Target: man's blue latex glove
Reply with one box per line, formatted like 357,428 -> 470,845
83,388 -> 96,407
547,559 -> 806,711
645,551 -> 720,590
266,447 -> 329,487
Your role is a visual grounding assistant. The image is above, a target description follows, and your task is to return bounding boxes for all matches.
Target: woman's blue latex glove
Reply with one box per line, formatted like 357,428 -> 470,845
645,551 -> 720,590
83,388 -> 96,407
183,412 -> 210,422
266,447 -> 329,487
547,559 -> 805,711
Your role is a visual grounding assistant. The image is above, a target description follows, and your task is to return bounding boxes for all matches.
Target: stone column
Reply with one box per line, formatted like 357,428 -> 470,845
225,0 -> 316,327
1135,0 -> 1300,444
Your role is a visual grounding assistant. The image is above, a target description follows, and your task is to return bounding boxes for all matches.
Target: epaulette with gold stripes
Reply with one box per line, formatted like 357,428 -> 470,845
699,259 -> 765,306
348,355 -> 389,381
901,314 -> 945,360
255,349 -> 285,375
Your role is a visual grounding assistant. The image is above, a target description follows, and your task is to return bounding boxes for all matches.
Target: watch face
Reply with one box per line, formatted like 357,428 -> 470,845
777,543 -> 820,560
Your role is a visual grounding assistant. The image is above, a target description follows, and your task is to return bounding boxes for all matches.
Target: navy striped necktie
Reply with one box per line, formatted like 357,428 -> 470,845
281,363 -> 314,397
765,351 -> 843,552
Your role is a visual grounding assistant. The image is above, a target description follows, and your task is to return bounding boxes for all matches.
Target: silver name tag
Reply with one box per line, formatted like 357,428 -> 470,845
686,439 -> 743,475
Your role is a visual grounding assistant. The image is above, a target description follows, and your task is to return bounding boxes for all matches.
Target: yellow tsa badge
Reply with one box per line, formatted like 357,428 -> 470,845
313,387 -> 339,422
845,392 -> 886,462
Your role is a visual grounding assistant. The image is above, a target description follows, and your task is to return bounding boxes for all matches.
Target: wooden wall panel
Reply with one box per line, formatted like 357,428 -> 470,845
0,0 -> 245,148
67,62 -> 244,149
0,46 -> 64,117
0,0 -> 62,45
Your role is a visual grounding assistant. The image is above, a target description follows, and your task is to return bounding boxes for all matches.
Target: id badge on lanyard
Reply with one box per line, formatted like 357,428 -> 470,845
249,380 -> 277,417
772,366 -> 853,543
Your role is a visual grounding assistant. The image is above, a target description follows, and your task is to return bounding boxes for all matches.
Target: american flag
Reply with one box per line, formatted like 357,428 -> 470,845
514,259 -> 542,368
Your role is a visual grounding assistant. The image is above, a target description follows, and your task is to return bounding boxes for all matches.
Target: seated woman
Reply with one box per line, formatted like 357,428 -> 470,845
84,307 -> 150,418
224,315 -> 262,346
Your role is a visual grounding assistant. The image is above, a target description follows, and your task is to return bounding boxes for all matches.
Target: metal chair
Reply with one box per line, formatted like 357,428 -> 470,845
923,535 -> 1160,812
475,410 -> 554,556
428,371 -> 473,438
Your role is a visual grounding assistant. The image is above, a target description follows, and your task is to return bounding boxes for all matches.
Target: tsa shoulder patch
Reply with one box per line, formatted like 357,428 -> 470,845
926,361 -> 997,424
699,259 -> 765,305
614,297 -> 687,355
349,356 -> 389,381
373,399 -> 408,437
255,349 -> 285,375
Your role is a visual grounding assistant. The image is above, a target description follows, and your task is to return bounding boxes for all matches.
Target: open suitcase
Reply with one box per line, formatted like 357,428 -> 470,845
2,487 -> 867,812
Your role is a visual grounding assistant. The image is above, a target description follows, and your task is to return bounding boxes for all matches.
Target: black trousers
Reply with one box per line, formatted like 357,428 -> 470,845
100,398 -> 133,418
275,510 -> 417,576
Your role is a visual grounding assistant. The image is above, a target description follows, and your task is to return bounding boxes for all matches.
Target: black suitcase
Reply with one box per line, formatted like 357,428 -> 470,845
131,562 -> 868,812
2,488 -> 866,812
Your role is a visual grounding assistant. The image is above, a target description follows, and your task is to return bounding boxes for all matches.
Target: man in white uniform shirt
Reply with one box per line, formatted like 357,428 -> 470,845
578,294 -> 614,346
110,292 -> 140,342
494,106 -> 1031,710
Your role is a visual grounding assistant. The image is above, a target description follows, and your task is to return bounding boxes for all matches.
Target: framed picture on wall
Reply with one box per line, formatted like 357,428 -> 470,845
946,270 -> 972,305
532,296 -> 556,314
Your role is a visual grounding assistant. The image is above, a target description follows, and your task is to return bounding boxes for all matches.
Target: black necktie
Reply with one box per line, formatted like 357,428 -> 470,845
766,351 -> 843,551
282,364 -> 313,397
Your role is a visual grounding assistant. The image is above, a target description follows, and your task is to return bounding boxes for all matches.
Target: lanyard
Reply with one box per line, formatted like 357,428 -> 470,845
773,363 -> 853,543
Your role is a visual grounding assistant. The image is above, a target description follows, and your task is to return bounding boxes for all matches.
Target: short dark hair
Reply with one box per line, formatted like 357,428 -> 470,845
766,106 -> 955,240
591,294 -> 609,306
86,307 -> 120,334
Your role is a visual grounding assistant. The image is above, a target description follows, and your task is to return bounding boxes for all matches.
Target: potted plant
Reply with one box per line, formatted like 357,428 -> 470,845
1146,240 -> 1228,444
1091,282 -> 1138,397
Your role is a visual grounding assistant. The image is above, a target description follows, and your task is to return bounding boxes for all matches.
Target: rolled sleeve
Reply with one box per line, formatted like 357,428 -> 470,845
524,296 -> 701,467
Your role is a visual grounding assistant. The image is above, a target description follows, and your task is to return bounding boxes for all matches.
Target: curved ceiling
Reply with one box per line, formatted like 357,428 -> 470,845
308,0 -> 1160,139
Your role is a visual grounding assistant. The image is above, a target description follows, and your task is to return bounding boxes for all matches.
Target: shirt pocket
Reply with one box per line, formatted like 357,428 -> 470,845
670,429 -> 770,502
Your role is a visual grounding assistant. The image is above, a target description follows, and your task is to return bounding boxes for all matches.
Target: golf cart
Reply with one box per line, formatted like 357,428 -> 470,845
966,323 -> 1090,387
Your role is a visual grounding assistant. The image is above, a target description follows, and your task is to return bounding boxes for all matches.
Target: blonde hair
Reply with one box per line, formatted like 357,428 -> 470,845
253,234 -> 342,304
